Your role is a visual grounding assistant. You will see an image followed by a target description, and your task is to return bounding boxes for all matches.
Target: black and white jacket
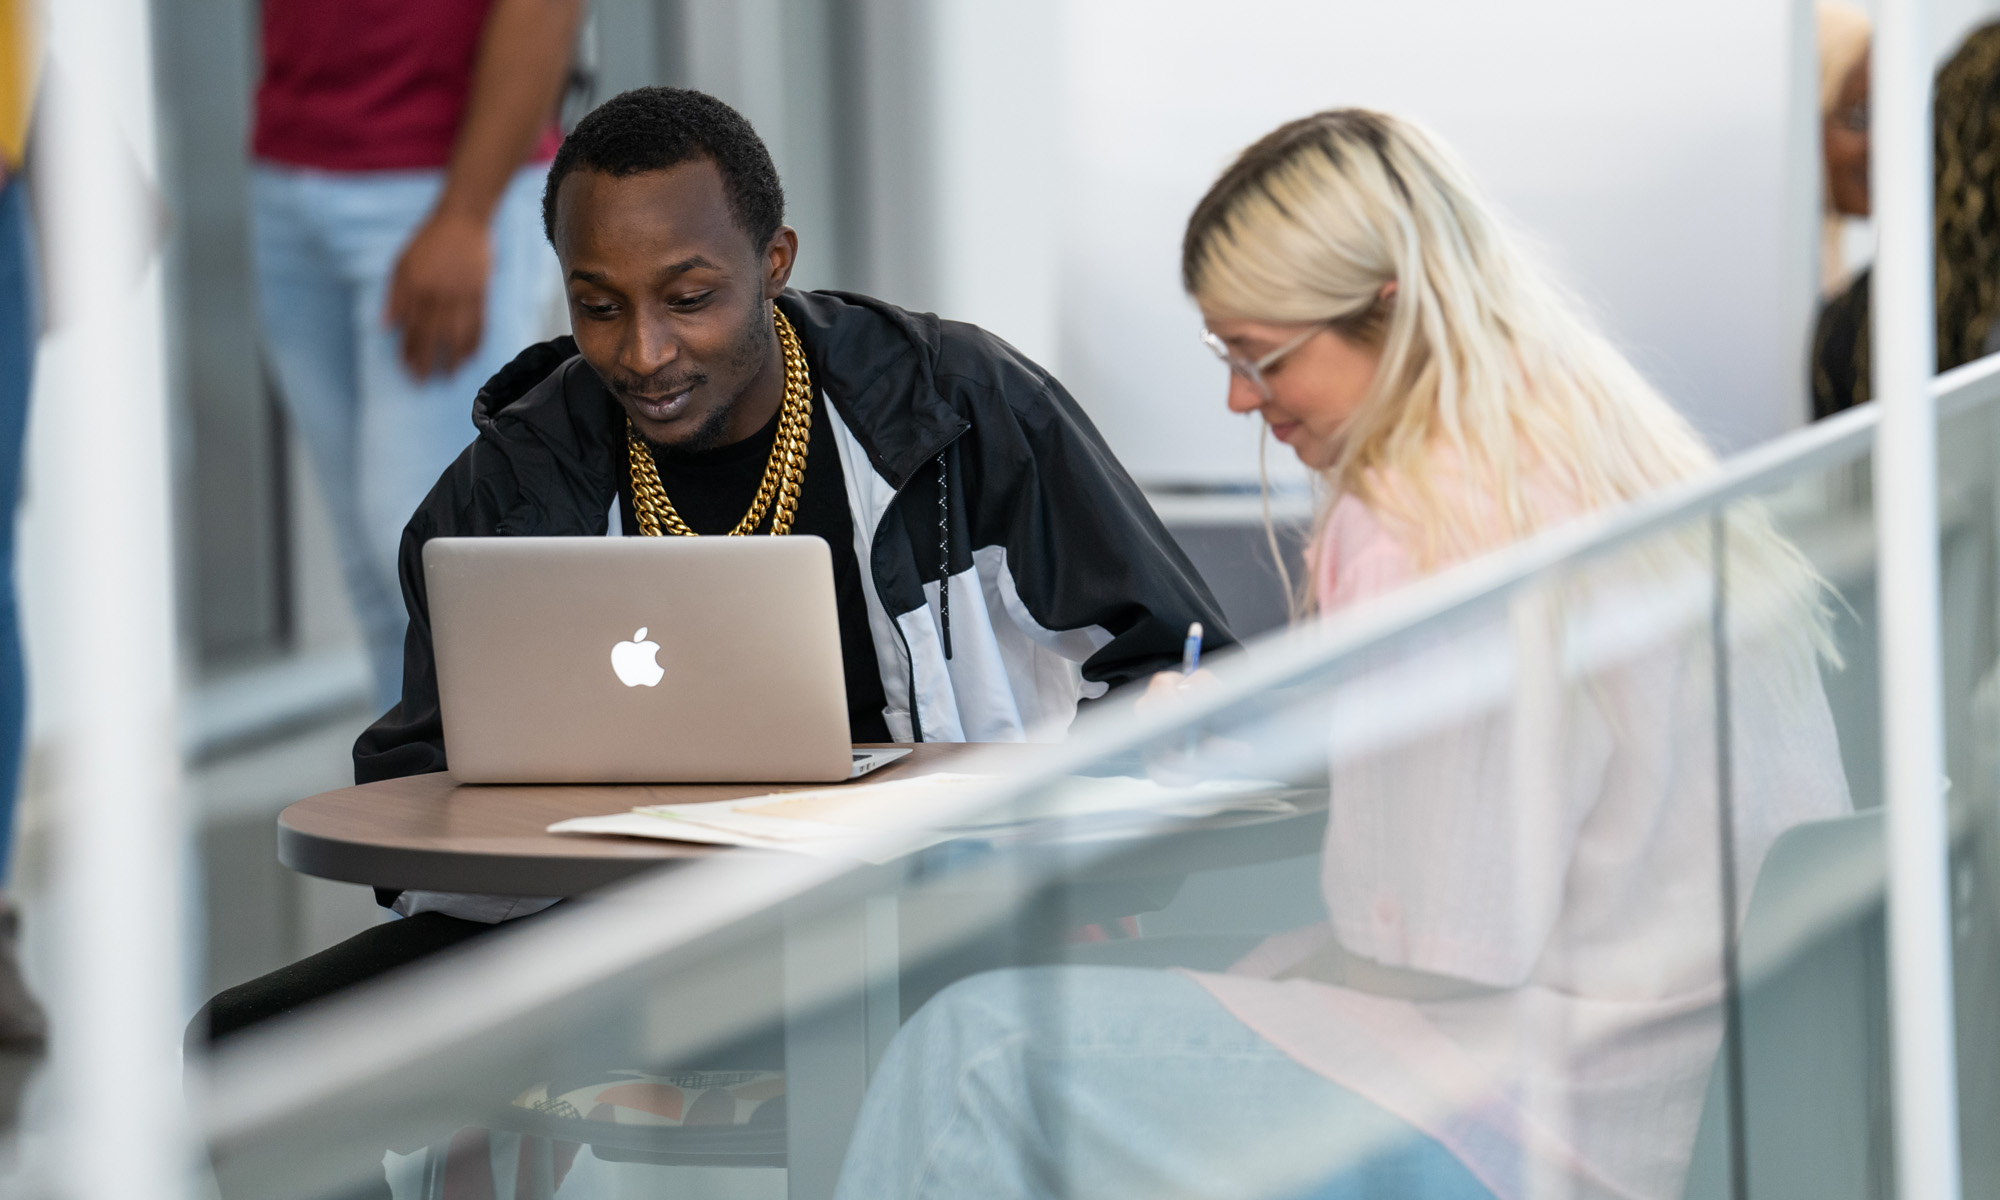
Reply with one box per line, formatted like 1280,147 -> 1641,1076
354,288 -> 1234,783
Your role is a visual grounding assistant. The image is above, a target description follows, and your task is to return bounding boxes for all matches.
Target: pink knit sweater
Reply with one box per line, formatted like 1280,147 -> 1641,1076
1190,484 -> 1849,1199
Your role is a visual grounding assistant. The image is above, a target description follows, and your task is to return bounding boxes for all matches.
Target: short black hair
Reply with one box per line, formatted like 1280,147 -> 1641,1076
541,86 -> 786,250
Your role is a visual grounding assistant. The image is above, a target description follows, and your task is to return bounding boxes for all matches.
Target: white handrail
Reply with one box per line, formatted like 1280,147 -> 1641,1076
202,344 -> 2000,1166
1874,3 -> 1965,1200
41,4 -> 190,1199
199,391 -> 1895,1141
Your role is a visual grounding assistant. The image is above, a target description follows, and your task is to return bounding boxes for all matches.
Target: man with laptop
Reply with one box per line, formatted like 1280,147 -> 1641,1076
196,87 -> 1230,1050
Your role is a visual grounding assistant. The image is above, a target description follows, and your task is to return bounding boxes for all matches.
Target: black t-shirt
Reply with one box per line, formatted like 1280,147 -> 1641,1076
615,396 -> 893,743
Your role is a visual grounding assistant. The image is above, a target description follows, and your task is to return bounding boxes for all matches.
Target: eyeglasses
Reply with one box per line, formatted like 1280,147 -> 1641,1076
1200,323 -> 1328,402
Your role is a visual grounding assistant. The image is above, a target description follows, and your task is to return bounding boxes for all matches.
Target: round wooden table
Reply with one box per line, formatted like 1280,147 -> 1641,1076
271,740 -> 1324,1200
277,743 -> 1015,896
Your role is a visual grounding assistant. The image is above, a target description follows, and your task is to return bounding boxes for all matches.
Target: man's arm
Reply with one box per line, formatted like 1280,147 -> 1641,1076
947,342 -> 1237,694
384,0 -> 583,378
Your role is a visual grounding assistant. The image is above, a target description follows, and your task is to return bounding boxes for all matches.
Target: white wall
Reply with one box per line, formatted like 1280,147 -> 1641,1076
889,2 -> 1826,484
1931,0 -> 2000,59
929,0 -> 1062,373
1046,0 -> 1813,487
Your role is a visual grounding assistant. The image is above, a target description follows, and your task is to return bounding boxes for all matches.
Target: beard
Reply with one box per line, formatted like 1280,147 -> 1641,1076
615,301 -> 776,456
650,396 -> 734,455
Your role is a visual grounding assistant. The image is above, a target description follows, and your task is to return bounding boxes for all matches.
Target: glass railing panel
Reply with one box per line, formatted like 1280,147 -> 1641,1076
1694,466 -> 1891,1200
192,443 -> 1899,1200
1935,382 -> 2000,1198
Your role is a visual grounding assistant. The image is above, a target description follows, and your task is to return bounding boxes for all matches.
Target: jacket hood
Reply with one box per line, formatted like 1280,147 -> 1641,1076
462,335 -> 622,537
777,290 -> 969,489
470,333 -> 581,432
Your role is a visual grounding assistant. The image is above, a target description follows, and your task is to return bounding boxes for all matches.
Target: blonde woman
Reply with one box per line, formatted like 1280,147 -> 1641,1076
833,110 -> 1848,1200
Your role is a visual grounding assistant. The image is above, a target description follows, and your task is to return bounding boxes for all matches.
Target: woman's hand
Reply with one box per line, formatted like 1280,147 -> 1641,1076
1138,668 -> 1225,786
1137,667 -> 1218,714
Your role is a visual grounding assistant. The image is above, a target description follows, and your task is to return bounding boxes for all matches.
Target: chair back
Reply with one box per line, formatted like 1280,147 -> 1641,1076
1681,808 -> 1890,1200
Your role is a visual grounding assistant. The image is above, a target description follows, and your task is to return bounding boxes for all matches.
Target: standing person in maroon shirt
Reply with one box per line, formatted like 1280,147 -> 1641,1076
251,0 -> 583,714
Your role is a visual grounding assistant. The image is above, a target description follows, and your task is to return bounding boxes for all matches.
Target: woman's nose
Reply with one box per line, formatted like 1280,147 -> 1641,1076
1225,374 -> 1265,415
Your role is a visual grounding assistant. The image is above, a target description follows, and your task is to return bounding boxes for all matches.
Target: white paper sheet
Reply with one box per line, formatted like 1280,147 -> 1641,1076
547,773 -> 1299,862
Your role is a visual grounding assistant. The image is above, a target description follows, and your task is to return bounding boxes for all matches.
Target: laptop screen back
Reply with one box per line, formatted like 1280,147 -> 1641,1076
424,536 -> 854,783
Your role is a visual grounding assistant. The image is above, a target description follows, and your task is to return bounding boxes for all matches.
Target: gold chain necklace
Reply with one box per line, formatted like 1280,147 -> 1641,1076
625,307 -> 812,536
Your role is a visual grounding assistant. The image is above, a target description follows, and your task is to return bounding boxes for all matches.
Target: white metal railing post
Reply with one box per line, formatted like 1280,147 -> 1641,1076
1872,0 -> 1965,1197
41,0 -> 190,1197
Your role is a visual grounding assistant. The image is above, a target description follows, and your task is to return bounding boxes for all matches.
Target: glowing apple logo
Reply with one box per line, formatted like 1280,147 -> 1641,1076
610,627 -> 665,688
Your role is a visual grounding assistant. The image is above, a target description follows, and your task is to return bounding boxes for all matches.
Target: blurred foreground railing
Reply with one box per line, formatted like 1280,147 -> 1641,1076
176,353 -> 2000,1200
41,2 -> 190,1199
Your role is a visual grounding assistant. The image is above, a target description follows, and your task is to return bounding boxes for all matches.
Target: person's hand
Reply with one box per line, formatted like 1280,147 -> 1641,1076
385,210 -> 492,378
1140,667 -> 1216,785
1137,667 -> 1218,715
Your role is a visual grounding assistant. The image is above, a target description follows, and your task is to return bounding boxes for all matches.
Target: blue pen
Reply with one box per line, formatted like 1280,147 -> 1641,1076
1181,622 -> 1203,676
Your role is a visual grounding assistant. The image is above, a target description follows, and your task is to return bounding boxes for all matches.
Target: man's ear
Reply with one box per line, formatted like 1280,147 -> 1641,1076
764,227 -> 800,298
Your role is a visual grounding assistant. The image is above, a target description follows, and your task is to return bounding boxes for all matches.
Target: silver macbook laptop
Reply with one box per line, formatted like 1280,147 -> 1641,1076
424,536 -> 910,784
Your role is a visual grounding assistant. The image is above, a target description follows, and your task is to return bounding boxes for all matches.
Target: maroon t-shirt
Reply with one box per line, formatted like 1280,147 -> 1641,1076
253,0 -> 562,172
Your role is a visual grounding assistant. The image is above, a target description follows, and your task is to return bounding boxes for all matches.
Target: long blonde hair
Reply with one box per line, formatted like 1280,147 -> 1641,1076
1187,114 -> 1712,564
1183,110 -> 1832,656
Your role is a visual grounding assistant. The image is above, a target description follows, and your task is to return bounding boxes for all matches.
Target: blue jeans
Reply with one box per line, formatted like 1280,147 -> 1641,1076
0,178 -> 33,882
834,967 -> 1495,1200
251,164 -> 557,713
